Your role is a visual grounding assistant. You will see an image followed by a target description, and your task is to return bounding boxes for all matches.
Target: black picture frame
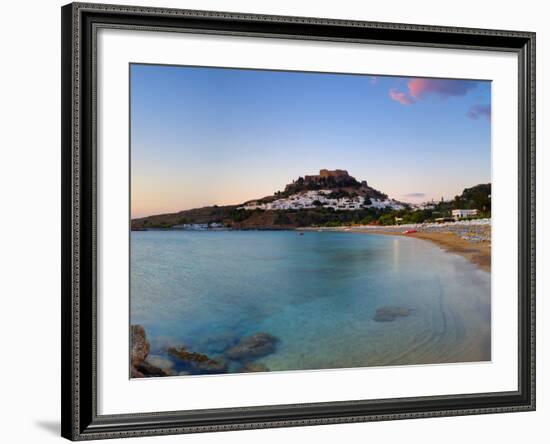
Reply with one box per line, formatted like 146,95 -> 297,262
61,2 -> 536,440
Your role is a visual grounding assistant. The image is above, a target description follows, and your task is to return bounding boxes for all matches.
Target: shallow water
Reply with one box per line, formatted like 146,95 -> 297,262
130,230 -> 491,374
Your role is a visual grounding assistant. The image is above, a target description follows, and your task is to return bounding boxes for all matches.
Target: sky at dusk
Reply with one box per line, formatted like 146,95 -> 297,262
130,64 -> 491,218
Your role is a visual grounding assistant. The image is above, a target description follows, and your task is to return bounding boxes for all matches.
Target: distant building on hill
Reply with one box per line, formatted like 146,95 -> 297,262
452,209 -> 478,220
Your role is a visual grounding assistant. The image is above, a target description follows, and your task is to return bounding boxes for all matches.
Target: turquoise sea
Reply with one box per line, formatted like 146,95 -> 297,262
130,230 -> 491,375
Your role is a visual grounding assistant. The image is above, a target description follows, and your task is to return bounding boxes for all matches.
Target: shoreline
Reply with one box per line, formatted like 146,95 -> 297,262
303,221 -> 491,273
368,230 -> 490,273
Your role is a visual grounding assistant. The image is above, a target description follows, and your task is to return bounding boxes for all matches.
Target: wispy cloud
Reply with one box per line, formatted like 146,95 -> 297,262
467,104 -> 491,120
389,78 -> 478,105
389,88 -> 416,105
403,192 -> 426,198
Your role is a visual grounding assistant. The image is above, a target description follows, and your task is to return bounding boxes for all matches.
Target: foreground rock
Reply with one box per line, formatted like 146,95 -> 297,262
167,346 -> 228,374
225,333 -> 278,361
373,306 -> 411,322
130,325 -> 171,377
130,325 -> 150,368
135,360 -> 170,377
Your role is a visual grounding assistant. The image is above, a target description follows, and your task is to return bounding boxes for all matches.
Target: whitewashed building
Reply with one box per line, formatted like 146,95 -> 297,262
238,190 -> 404,212
452,209 -> 478,220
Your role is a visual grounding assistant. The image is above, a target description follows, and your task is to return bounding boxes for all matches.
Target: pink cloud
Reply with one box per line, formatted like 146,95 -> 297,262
408,78 -> 477,99
389,88 -> 416,105
389,78 -> 478,105
467,104 -> 491,120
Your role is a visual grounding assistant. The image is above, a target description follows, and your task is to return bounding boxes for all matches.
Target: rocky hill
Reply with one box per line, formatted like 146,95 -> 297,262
283,169 -> 387,199
131,170 -> 403,230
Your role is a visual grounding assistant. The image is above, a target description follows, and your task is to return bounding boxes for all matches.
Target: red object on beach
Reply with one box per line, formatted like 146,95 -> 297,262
403,229 -> 418,234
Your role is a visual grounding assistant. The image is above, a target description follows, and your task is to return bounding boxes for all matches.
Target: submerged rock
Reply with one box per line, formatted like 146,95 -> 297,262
167,346 -> 212,363
225,333 -> 278,361
202,332 -> 240,354
168,346 -> 228,374
373,306 -> 411,322
238,362 -> 270,373
196,358 -> 228,374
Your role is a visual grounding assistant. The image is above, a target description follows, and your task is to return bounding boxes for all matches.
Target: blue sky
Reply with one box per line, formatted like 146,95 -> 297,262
130,64 -> 491,218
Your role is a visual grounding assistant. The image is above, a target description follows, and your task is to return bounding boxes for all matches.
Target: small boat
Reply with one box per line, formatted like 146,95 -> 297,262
299,232 -> 305,236
403,229 -> 418,234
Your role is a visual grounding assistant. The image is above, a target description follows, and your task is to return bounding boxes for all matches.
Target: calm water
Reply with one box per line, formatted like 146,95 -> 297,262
130,230 -> 491,374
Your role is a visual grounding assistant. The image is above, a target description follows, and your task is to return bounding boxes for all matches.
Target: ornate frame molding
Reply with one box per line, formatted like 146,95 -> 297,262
61,2 -> 535,440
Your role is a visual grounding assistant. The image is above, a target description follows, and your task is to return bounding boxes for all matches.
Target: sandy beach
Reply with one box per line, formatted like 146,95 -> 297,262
303,219 -> 491,272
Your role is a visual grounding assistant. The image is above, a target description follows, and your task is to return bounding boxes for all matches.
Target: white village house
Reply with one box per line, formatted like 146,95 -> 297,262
452,209 -> 478,220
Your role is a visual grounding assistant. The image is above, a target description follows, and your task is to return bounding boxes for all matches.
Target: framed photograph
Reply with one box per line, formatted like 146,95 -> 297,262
61,2 -> 535,440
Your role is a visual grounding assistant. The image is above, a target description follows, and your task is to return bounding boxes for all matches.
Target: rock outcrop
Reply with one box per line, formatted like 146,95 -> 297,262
373,306 -> 412,322
130,169 -> 394,230
167,346 -> 228,374
130,326 -> 280,376
135,360 -> 170,377
282,169 -> 386,199
225,332 -> 279,361
130,324 -> 150,368
130,325 -> 172,377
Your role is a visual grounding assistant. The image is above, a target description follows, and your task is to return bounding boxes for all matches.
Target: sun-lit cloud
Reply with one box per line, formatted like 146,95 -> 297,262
408,79 -> 477,99
389,78 -> 478,105
467,104 -> 491,120
389,88 -> 416,105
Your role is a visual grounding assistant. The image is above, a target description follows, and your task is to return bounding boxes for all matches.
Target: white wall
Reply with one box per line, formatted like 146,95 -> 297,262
0,0 -> 545,443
